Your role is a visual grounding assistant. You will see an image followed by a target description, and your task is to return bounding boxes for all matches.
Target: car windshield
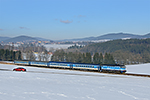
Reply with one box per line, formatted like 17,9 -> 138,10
17,67 -> 24,69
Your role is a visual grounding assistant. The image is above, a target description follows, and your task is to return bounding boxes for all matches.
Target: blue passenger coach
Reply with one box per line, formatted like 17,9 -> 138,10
49,61 -> 72,68
14,60 -> 29,65
30,61 -> 48,66
48,61 -> 101,71
72,63 -> 100,71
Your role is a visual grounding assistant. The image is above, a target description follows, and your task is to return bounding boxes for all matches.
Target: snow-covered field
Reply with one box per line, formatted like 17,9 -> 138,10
0,64 -> 150,100
126,63 -> 150,75
44,44 -> 74,50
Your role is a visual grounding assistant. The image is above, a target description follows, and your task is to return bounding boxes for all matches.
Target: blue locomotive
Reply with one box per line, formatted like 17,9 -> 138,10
14,60 -> 126,73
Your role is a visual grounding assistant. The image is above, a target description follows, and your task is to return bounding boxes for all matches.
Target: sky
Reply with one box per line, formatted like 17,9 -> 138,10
0,0 -> 150,40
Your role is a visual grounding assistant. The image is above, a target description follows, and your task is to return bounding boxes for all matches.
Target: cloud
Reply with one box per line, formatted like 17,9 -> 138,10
19,27 -> 29,30
60,20 -> 73,24
0,28 -> 4,31
78,15 -> 86,17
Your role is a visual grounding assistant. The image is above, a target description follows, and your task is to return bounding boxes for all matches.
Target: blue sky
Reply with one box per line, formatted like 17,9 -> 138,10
0,0 -> 150,40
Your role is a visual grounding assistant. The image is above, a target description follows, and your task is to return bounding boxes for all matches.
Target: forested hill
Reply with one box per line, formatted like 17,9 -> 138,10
80,38 -> 150,64
80,38 -> 150,53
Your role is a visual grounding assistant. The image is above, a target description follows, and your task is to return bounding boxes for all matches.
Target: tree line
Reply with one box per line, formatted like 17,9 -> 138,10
51,50 -> 115,64
0,49 -> 22,61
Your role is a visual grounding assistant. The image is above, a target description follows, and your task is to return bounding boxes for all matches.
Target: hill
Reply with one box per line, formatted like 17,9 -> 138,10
1,35 -> 54,43
0,36 -> 10,41
80,38 -> 150,53
94,33 -> 139,40
34,37 -> 54,42
3,35 -> 38,43
58,33 -> 150,42
79,38 -> 150,64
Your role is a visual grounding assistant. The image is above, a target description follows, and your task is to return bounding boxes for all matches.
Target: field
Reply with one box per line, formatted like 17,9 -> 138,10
44,44 -> 74,50
0,64 -> 150,100
126,63 -> 150,75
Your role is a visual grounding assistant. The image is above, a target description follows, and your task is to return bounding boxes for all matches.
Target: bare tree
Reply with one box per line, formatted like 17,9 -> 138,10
26,51 -> 35,60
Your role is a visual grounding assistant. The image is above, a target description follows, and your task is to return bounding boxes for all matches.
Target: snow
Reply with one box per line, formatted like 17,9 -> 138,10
0,64 -> 150,100
44,44 -> 74,50
126,63 -> 150,75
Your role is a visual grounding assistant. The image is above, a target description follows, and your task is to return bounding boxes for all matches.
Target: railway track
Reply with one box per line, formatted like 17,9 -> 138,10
0,61 -> 150,78
124,73 -> 150,77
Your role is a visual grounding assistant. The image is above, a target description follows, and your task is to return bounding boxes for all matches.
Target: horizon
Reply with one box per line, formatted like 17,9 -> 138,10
1,32 -> 150,41
0,0 -> 150,40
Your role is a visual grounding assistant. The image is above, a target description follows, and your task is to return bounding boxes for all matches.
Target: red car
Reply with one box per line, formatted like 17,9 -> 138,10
13,67 -> 26,72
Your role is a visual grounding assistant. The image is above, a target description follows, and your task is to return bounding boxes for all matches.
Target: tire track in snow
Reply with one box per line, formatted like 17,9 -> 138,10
118,91 -> 139,99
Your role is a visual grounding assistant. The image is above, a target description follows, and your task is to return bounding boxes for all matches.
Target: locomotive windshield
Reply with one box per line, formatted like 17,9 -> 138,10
120,65 -> 126,68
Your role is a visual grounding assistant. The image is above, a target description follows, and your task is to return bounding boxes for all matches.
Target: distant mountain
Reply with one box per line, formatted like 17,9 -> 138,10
58,33 -> 150,42
94,33 -> 139,40
34,37 -> 54,42
0,37 -> 10,41
1,33 -> 150,43
2,35 -> 54,43
3,35 -> 37,43
142,33 -> 150,38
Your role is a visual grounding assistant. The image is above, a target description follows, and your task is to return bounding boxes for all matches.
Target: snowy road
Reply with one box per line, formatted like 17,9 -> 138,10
0,64 -> 150,100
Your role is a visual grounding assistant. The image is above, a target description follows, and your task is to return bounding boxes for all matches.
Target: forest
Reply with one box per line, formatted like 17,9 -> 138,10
51,50 -> 115,64
79,38 -> 150,64
0,49 -> 22,61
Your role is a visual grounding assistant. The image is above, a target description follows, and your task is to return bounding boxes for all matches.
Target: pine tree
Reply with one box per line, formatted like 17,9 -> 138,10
18,51 -> 22,60
93,52 -> 99,64
12,51 -> 16,60
85,52 -> 91,63
0,49 -> 4,60
99,53 -> 103,64
104,53 -> 108,64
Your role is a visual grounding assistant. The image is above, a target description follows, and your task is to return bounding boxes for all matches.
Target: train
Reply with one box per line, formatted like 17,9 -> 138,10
14,60 -> 127,73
